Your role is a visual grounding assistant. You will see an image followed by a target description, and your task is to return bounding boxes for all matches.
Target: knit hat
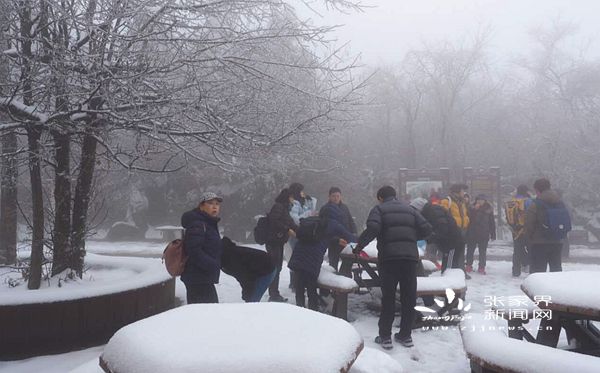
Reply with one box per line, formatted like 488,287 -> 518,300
199,191 -> 223,204
410,197 -> 428,212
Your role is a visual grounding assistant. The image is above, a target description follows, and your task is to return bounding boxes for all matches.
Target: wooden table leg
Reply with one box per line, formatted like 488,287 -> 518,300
333,292 -> 349,321
339,258 -> 353,278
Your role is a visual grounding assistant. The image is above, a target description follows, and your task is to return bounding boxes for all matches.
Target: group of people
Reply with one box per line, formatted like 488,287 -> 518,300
262,183 -> 357,307
177,183 -> 358,307
177,177 -> 571,351
409,183 -> 496,279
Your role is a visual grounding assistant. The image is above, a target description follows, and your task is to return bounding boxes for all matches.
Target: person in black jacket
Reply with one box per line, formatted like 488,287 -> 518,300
180,192 -> 224,304
419,200 -> 463,273
354,186 -> 432,350
265,188 -> 298,302
466,195 -> 496,275
221,237 -> 276,302
319,187 -> 357,271
288,214 -> 357,310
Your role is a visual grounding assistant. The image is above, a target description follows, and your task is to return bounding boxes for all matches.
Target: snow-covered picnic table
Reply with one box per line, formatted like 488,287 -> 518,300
337,242 -> 464,317
339,242 -> 441,289
100,303 -> 364,373
521,271 -> 600,351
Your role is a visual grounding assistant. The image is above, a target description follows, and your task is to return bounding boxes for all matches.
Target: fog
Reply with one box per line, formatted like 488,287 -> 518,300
310,0 -> 600,64
2,0 -> 600,278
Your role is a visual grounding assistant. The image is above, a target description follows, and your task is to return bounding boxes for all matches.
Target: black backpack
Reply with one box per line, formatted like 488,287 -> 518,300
296,216 -> 328,243
253,216 -> 270,245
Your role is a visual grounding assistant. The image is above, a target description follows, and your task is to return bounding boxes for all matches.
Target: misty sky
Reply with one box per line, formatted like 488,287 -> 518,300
307,0 -> 600,65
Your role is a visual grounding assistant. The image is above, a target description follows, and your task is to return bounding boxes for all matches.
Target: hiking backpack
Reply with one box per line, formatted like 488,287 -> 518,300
505,199 -> 526,233
535,200 -> 572,240
253,215 -> 270,245
296,216 -> 328,243
162,238 -> 188,276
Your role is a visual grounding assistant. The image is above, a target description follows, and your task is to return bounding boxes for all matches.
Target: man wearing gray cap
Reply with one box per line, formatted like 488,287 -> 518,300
180,192 -> 223,303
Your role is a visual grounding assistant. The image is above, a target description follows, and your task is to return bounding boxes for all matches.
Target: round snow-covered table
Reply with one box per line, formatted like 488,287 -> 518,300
100,303 -> 364,373
521,271 -> 600,352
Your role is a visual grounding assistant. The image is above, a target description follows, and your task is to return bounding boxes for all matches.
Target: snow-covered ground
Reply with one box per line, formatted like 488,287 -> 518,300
2,241 -> 600,373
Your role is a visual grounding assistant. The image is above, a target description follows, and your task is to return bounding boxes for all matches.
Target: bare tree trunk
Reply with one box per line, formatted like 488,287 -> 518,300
0,130 -> 18,265
70,130 -> 97,277
50,130 -> 72,275
27,126 -> 45,289
406,126 -> 417,169
0,0 -> 18,265
18,0 -> 45,290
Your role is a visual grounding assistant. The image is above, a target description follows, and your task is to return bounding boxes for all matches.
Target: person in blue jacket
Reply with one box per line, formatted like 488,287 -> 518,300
288,212 -> 357,311
180,192 -> 223,304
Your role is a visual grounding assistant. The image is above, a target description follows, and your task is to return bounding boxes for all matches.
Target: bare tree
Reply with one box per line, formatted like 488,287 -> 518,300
0,0 -> 362,286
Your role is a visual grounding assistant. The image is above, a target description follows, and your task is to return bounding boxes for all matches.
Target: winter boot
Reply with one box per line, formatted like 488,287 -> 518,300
394,333 -> 414,347
268,295 -> 288,303
465,265 -> 473,273
374,336 -> 393,350
478,266 -> 486,275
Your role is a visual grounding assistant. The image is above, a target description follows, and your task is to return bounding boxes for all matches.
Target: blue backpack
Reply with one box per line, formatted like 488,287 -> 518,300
535,200 -> 572,240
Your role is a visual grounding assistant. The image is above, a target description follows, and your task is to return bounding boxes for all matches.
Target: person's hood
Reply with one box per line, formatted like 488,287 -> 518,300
538,189 -> 561,205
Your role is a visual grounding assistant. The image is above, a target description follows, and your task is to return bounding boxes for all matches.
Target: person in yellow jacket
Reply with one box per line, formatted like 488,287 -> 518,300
440,183 -> 471,279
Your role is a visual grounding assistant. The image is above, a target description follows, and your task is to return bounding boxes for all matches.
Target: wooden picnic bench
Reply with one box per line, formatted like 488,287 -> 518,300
317,265 -> 359,321
461,313 -> 600,373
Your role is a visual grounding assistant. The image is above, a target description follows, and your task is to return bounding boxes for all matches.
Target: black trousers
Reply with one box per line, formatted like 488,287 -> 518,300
530,243 -> 563,273
295,269 -> 319,310
265,242 -> 285,297
441,244 -> 465,273
512,236 -> 529,276
185,283 -> 218,304
466,240 -> 488,268
379,260 -> 417,339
